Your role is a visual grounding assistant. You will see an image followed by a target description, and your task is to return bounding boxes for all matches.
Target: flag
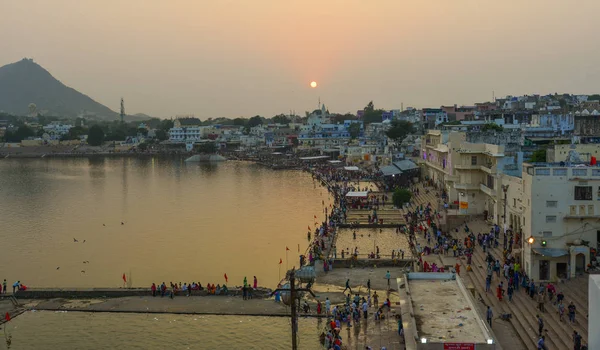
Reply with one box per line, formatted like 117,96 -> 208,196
286,246 -> 290,251
314,215 -> 317,219
122,273 -> 127,283
297,244 -> 300,252
224,273 -> 228,283
279,258 -> 282,264
591,156 -> 597,165
4,312 -> 10,322
308,225 -> 311,231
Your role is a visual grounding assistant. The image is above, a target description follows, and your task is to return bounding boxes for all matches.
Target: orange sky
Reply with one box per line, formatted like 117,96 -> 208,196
1,0 -> 599,118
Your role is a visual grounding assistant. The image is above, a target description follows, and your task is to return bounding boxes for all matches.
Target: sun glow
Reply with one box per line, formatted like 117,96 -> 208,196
310,81 -> 317,88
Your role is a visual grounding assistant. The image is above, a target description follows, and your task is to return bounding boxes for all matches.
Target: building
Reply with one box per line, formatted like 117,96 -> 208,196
421,131 -> 508,220
42,122 -> 73,139
168,119 -> 201,143
546,144 -> 600,163
421,108 -> 448,129
507,162 -> 600,281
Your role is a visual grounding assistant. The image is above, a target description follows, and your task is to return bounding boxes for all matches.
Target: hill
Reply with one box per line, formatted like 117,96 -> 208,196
0,58 -> 120,119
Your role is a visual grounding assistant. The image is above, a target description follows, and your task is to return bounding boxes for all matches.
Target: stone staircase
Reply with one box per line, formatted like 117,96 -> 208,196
453,224 -> 589,349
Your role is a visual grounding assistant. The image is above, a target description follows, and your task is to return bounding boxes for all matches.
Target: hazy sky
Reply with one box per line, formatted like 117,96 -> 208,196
2,0 -> 600,119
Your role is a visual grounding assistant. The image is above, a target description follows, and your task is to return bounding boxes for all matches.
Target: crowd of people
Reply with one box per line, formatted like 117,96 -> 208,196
149,276 -> 259,299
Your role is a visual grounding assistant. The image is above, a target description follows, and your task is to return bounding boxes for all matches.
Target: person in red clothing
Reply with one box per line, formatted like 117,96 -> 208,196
455,263 -> 461,275
496,282 -> 504,301
151,283 -> 156,297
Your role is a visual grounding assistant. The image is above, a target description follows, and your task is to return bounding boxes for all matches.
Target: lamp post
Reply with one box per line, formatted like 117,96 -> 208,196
501,184 -> 509,236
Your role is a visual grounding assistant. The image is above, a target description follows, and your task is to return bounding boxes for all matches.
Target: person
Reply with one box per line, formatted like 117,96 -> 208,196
386,271 -> 391,288
242,285 -> 247,300
558,300 -> 565,322
325,297 -> 331,315
396,314 -> 404,336
317,301 -> 322,314
486,306 -> 493,327
367,279 -> 371,292
537,292 -> 545,312
343,279 -> 352,294
2,279 -> 6,294
573,331 -> 582,350
507,284 -> 514,302
537,315 -> 544,336
537,335 -> 546,350
12,281 -> 20,294
243,276 -> 248,287
568,301 -> 576,324
151,283 -> 156,297
253,276 -> 258,289
362,300 -> 368,319
496,282 -> 504,301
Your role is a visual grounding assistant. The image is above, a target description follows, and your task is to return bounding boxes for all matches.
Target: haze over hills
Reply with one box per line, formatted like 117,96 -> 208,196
0,58 -> 148,121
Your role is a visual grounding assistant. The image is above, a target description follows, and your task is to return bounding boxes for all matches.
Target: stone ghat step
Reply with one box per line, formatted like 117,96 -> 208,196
12,287 -> 273,299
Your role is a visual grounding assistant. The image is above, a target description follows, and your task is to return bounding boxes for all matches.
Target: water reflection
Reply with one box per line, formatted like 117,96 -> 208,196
0,158 -> 323,288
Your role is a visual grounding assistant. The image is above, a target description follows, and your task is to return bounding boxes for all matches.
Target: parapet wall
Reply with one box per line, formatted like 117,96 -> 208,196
14,287 -> 272,299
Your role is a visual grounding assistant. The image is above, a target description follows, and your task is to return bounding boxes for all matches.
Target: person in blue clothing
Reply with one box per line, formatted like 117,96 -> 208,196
385,271 -> 391,288
537,335 -> 546,350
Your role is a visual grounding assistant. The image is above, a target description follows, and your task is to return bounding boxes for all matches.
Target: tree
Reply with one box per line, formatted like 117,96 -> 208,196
530,149 -> 547,163
348,123 -> 361,139
155,129 -> 168,141
364,101 -> 375,113
247,115 -> 263,128
233,118 -> 247,126
271,114 -> 290,125
9,126 -> 36,142
588,94 -> 600,101
159,119 -> 174,131
87,125 -> 105,146
386,120 -> 414,141
392,188 -> 412,208
62,126 -> 86,141
481,123 -> 503,132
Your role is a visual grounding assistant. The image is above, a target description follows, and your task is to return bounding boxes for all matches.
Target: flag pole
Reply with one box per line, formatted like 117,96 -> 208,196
286,249 -> 289,271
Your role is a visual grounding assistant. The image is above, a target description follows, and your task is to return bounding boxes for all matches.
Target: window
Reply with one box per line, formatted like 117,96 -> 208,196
588,205 -> 594,216
546,201 -> 558,208
553,168 -> 567,176
546,215 -> 557,223
570,205 -> 577,215
575,186 -> 593,200
513,198 -> 517,207
573,168 -> 588,176
543,231 -> 553,237
486,175 -> 494,189
471,156 -> 477,165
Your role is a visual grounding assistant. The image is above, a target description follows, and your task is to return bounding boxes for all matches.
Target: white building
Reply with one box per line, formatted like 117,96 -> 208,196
169,119 -> 201,143
43,122 -> 73,136
503,162 -> 600,281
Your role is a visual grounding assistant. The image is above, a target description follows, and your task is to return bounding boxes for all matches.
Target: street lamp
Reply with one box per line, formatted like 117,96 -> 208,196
527,237 -> 535,244
501,184 -> 509,230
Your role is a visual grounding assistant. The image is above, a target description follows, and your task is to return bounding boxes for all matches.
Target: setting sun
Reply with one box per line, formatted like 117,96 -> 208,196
310,81 -> 317,88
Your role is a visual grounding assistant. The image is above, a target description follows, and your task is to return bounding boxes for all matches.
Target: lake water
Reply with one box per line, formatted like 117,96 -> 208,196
0,158 -> 331,288
4,311 -> 323,349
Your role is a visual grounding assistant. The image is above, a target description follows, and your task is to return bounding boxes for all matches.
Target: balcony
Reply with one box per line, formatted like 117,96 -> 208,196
454,183 -> 480,190
479,183 -> 496,197
453,164 -> 480,170
563,214 -> 600,220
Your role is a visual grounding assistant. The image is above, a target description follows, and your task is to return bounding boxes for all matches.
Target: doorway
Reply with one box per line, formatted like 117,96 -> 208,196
576,253 -> 586,272
556,263 -> 567,279
539,260 -> 550,280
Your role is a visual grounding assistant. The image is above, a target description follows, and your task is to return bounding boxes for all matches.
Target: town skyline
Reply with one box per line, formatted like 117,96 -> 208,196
2,0 -> 600,118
